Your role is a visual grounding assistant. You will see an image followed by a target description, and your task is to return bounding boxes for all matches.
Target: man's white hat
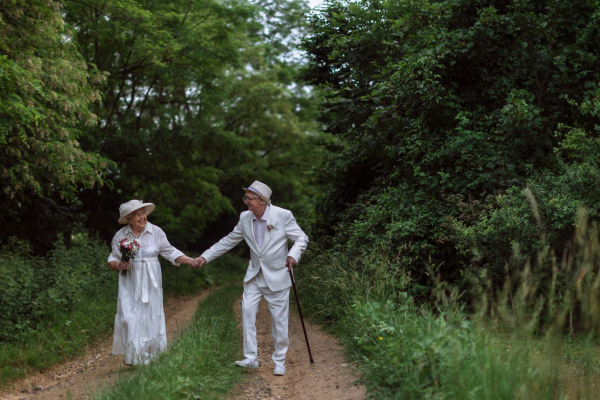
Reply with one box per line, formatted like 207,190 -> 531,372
118,199 -> 155,224
243,181 -> 272,205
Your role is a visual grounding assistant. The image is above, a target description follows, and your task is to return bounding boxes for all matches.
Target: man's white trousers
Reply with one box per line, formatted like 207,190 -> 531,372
242,278 -> 290,366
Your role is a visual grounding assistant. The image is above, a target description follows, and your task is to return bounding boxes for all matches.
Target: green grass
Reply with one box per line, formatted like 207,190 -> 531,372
0,236 -> 117,385
93,284 -> 245,400
348,302 -> 560,399
295,243 -> 600,399
0,239 -> 245,387
0,297 -> 116,383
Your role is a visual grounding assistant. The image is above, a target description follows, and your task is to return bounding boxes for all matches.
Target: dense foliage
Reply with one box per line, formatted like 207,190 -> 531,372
0,0 -> 318,383
0,0 -> 114,253
1,0 -> 322,254
0,233 -> 242,382
303,0 -> 600,294
294,245 -> 584,399
0,235 -> 113,343
64,0 -> 321,250
0,235 -> 114,382
0,0 -> 110,205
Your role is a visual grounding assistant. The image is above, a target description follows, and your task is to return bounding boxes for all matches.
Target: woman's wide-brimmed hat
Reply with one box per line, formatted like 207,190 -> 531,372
118,199 -> 155,224
243,180 -> 272,205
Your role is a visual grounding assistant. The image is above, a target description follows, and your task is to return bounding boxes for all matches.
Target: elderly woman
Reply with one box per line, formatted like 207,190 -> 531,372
107,199 -> 197,365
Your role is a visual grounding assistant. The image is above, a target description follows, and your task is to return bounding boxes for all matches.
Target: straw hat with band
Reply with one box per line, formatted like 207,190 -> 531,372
118,199 -> 155,224
243,181 -> 272,205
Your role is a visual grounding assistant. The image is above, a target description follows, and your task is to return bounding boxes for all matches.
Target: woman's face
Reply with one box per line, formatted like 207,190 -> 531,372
128,208 -> 147,231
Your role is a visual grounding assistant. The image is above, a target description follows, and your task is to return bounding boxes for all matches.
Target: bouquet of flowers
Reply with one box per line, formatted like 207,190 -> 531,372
119,237 -> 141,276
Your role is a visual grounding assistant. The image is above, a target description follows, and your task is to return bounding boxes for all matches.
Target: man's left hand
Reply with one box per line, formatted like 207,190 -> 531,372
286,256 -> 297,271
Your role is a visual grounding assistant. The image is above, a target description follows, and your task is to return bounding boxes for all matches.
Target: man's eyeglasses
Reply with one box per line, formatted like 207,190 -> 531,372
243,196 -> 259,203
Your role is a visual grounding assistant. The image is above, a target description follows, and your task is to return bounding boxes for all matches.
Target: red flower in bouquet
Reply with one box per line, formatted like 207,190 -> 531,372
119,237 -> 141,276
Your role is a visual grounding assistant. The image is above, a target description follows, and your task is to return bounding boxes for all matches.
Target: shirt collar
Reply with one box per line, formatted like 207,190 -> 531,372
252,205 -> 270,223
125,221 -> 154,236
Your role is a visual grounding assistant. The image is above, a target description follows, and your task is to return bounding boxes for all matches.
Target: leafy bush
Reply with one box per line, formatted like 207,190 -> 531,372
331,184 -> 457,298
295,245 -> 412,325
448,159 -> 600,291
303,0 -> 600,297
0,235 -> 115,342
0,234 -> 244,384
296,230 -> 600,399
347,298 -> 559,400
0,235 -> 117,383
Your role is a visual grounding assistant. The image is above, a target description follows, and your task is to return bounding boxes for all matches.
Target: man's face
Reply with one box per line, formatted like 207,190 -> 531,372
128,208 -> 147,231
244,191 -> 264,214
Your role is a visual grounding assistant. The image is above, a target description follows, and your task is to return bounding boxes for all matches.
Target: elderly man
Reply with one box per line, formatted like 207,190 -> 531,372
195,181 -> 309,376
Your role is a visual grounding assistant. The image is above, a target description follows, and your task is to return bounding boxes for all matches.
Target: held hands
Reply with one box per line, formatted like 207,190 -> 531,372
188,257 -> 202,268
186,256 -> 292,270
176,256 -> 201,268
193,257 -> 206,269
286,256 -> 297,272
176,255 -> 205,268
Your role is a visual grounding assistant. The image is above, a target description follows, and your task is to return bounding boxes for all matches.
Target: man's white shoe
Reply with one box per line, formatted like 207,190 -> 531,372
234,358 -> 259,368
273,364 -> 286,376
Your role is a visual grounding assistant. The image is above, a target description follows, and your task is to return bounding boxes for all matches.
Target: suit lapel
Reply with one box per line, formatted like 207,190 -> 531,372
244,212 -> 259,252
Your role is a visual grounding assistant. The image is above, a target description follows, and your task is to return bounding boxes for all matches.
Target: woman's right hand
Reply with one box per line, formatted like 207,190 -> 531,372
115,261 -> 130,271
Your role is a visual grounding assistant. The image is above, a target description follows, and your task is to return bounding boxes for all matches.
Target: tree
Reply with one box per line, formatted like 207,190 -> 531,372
0,0 -> 109,205
63,0 -> 322,248
0,0 -> 110,252
302,0 -> 600,293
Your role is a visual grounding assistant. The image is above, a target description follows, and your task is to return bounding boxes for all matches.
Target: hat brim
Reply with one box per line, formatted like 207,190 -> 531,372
118,203 -> 155,224
242,187 -> 271,204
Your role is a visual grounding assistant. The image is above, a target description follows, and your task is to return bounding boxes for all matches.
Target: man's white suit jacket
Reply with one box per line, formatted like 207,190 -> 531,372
201,205 -> 309,292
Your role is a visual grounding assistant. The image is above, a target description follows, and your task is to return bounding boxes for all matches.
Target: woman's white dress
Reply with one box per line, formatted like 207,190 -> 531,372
108,222 -> 184,365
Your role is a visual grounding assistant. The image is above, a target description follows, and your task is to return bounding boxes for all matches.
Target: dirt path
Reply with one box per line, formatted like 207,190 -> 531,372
0,291 -> 211,400
1,289 -> 365,400
229,298 -> 366,400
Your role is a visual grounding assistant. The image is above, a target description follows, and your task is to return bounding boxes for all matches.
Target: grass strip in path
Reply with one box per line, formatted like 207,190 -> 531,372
94,284 -> 244,400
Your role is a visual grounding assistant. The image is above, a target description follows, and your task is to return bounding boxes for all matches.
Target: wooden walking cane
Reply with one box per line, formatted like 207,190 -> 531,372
289,269 -> 314,364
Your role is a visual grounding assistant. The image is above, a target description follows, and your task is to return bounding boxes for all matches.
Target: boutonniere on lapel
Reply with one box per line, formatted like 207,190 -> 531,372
267,224 -> 275,231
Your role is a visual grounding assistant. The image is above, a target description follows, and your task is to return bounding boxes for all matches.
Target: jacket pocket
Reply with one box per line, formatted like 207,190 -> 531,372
273,258 -> 288,269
